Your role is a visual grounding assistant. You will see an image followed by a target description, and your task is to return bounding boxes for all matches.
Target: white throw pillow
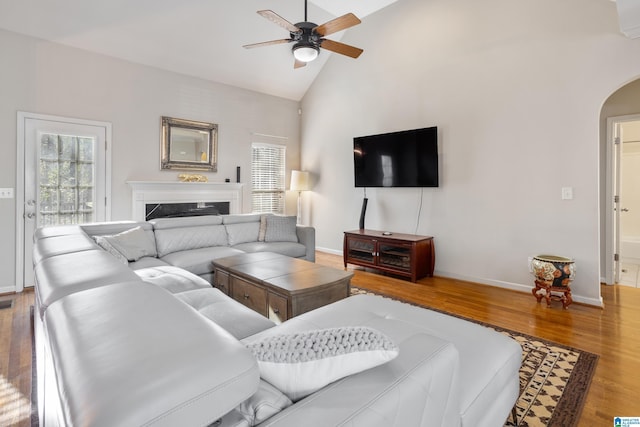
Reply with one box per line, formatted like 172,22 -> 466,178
93,236 -> 128,264
95,226 -> 157,262
264,215 -> 298,243
246,327 -> 399,401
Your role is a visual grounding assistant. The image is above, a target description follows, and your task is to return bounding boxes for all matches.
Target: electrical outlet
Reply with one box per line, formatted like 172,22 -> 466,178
561,187 -> 573,200
0,188 -> 14,199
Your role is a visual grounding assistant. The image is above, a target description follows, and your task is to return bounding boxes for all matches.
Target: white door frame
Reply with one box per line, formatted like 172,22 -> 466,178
15,112 -> 112,292
605,113 -> 640,285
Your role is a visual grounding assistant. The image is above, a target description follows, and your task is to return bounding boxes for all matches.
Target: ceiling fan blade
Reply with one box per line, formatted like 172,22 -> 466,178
320,39 -> 363,58
294,59 -> 307,69
243,39 -> 292,49
314,13 -> 361,37
257,10 -> 301,33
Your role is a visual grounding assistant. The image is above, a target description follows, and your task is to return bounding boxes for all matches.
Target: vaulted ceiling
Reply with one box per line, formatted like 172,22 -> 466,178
2,0 -> 636,100
0,0 -> 398,101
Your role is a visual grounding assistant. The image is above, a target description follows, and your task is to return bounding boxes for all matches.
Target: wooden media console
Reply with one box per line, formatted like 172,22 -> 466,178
343,229 -> 435,282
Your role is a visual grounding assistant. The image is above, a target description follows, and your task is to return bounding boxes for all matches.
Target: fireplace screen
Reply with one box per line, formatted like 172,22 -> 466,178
145,202 -> 230,220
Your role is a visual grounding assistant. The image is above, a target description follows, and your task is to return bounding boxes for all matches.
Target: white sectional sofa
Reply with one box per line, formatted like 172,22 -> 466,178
32,216 -> 521,427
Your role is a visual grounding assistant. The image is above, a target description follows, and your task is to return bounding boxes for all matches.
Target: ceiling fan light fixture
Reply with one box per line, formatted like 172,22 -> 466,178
293,43 -> 319,62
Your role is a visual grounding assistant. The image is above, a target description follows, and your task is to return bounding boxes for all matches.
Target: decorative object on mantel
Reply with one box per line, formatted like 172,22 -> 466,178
531,255 -> 576,309
290,170 -> 310,225
161,116 -> 218,171
178,173 -> 208,182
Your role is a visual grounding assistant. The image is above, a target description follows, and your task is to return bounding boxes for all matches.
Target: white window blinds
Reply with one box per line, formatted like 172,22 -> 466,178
251,142 -> 286,213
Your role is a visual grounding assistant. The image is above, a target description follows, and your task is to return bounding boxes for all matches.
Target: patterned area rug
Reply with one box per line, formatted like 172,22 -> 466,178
350,287 -> 598,427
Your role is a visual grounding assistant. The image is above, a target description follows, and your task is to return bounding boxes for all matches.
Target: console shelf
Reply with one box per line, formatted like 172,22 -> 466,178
343,229 -> 435,282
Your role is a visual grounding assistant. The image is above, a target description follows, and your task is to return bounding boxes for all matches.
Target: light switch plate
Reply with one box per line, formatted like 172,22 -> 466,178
561,187 -> 573,200
0,188 -> 14,199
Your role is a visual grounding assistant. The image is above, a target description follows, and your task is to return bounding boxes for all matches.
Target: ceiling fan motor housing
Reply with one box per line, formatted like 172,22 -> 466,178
292,22 -> 320,62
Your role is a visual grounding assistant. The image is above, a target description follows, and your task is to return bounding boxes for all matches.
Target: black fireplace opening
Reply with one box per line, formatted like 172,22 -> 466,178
145,202 -> 230,220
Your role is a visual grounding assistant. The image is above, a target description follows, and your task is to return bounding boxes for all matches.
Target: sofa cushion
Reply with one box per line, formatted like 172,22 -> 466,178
247,294 -> 521,427
33,250 -> 142,317
264,215 -> 298,243
128,256 -> 171,270
245,326 -> 399,401
174,287 -> 275,339
244,333 -> 461,427
232,242 -> 307,259
94,226 -> 158,261
233,380 -> 292,426
222,214 -> 262,225
154,225 -> 228,257
44,281 -> 260,427
226,222 -> 260,246
135,266 -> 211,294
34,224 -> 84,239
33,233 -> 99,265
160,246 -> 245,276
81,221 -> 152,237
151,215 -> 223,229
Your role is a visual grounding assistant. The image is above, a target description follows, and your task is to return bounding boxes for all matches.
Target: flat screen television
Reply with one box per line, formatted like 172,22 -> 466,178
353,126 -> 438,188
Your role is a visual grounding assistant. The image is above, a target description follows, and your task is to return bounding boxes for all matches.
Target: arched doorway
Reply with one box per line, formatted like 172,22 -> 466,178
601,78 -> 640,287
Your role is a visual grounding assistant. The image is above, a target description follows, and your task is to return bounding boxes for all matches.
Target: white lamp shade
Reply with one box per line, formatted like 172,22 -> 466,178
290,170 -> 310,191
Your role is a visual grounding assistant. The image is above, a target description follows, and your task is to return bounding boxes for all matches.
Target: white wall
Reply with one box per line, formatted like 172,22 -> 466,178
301,0 -> 640,305
0,29 -> 301,292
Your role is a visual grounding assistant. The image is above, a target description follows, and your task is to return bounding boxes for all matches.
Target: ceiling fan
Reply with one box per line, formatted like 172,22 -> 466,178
243,0 -> 364,69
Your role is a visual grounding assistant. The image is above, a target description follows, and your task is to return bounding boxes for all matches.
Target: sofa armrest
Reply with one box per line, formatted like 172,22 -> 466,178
44,281 -> 260,427
296,225 -> 315,262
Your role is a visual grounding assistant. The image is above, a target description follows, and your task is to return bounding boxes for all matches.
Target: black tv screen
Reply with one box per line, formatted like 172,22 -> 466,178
353,126 -> 438,188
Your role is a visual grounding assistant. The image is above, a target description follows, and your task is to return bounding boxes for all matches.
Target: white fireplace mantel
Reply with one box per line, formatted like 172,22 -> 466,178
127,181 -> 243,221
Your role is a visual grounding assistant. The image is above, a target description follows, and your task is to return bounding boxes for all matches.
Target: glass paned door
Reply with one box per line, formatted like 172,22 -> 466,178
19,113 -> 110,290
38,133 -> 97,226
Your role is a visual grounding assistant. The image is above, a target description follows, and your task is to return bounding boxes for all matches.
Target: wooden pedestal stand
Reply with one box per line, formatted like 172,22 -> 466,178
532,279 -> 573,309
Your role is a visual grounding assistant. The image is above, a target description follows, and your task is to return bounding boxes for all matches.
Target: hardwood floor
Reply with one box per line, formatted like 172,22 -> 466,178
0,290 -> 33,427
317,252 -> 640,427
2,252 -> 638,426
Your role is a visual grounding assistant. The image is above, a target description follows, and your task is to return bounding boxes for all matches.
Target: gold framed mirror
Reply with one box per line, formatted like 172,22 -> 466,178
161,116 -> 218,171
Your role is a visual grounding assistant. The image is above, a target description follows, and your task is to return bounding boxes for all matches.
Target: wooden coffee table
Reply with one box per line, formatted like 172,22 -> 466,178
212,252 -> 353,324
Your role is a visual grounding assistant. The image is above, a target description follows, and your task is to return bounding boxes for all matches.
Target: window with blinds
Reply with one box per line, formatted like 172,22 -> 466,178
251,142 -> 286,213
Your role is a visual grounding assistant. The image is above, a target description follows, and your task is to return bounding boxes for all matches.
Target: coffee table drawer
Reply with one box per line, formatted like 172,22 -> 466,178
231,277 -> 267,316
268,292 -> 288,324
215,270 -> 230,295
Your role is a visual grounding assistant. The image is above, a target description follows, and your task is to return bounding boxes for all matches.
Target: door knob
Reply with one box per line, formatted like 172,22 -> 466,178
26,199 -> 36,206
621,208 -> 630,212
24,212 -> 35,219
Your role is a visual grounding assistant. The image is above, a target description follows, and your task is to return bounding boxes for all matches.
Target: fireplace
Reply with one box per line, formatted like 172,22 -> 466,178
127,181 -> 243,222
145,202 -> 230,220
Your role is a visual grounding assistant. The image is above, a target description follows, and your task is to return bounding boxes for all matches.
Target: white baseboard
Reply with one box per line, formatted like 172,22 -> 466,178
435,269 -> 604,308
316,247 -> 605,308
0,285 -> 17,294
316,246 -> 342,256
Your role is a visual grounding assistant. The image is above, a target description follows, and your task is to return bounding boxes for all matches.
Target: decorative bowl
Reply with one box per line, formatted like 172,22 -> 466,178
531,255 -> 575,288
